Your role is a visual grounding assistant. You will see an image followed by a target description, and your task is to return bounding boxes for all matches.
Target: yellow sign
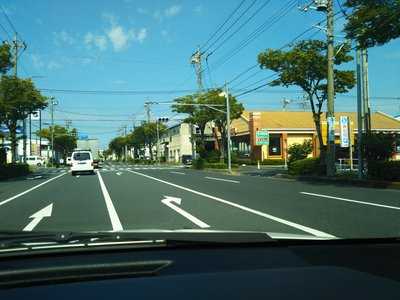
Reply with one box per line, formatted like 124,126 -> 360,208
320,120 -> 354,146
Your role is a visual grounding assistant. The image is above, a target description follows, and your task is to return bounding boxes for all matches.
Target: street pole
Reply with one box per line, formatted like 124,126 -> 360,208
356,48 -> 364,179
50,97 -> 56,165
362,49 -> 371,133
156,120 -> 160,164
124,125 -> 127,162
326,0 -> 336,177
39,110 -> 42,157
225,83 -> 232,174
29,114 -> 32,155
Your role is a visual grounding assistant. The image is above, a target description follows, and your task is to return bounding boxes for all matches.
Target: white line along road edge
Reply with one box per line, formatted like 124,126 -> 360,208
97,171 -> 123,231
127,170 -> 335,238
0,172 -> 66,207
301,192 -> 400,210
170,171 -> 185,175
205,176 -> 240,184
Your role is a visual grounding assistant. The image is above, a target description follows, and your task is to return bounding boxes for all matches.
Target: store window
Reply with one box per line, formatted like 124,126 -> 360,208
269,134 -> 281,156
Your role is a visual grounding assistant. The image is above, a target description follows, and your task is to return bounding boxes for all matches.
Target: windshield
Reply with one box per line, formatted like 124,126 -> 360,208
73,152 -> 91,161
0,0 -> 400,248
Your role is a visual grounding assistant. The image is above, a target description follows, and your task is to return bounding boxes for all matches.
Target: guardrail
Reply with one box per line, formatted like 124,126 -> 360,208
336,158 -> 358,172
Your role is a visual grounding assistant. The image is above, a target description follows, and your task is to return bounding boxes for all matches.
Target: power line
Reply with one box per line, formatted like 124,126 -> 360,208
200,0 -> 247,51
0,5 -> 19,37
202,0 -> 258,54
207,0 -> 272,56
0,22 -> 11,40
210,0 -> 297,71
55,109 -> 133,117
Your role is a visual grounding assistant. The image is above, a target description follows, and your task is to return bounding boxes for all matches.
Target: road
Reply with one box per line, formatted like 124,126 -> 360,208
1,162 -> 400,239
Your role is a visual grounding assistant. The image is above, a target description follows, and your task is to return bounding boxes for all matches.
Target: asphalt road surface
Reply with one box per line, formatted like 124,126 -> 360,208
1,162 -> 400,239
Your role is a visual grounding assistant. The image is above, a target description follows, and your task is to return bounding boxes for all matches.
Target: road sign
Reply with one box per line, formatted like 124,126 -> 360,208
327,117 -> 335,143
340,116 -> 349,148
30,110 -> 40,120
255,130 -> 269,146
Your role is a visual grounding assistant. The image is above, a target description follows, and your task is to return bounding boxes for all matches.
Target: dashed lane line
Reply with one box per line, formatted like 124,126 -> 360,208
205,176 -> 240,184
127,170 -> 335,238
301,192 -> 400,210
0,172 -> 67,207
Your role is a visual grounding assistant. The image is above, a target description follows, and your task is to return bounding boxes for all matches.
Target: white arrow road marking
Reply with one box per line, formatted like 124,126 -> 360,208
128,170 -> 335,238
301,192 -> 400,210
116,172 -> 122,176
205,176 -> 240,184
0,172 -> 66,207
97,171 -> 123,231
23,203 -> 53,231
170,171 -> 185,175
161,196 -> 210,228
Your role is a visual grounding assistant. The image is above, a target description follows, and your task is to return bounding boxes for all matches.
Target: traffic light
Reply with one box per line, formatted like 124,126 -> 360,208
158,117 -> 169,123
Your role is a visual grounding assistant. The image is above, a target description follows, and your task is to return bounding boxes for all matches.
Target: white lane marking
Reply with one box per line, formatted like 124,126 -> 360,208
170,171 -> 185,175
97,171 -> 123,231
301,192 -> 400,210
27,175 -> 43,180
0,172 -> 66,207
23,203 -> 53,231
161,196 -> 210,228
116,172 -> 122,176
205,176 -> 240,184
76,175 -> 80,178
127,170 -> 335,238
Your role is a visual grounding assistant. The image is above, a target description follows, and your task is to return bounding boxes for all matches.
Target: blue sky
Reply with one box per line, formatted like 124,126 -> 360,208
2,0 -> 400,148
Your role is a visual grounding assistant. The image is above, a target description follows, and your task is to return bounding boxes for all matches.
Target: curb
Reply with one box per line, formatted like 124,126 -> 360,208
275,174 -> 400,190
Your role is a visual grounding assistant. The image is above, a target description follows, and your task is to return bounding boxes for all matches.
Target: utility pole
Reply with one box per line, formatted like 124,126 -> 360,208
39,110 -> 42,157
50,97 -> 57,165
156,120 -> 160,164
191,46 -> 203,91
124,125 -> 127,162
356,48 -> 364,179
145,102 -> 151,123
224,83 -> 232,174
362,49 -> 371,133
326,0 -> 336,177
29,114 -> 32,155
11,33 -> 27,162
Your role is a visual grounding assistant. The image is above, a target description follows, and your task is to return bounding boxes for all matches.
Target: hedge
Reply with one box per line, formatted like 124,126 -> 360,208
235,158 -> 285,165
288,158 -> 325,176
0,163 -> 31,180
192,158 -> 238,170
368,161 -> 400,181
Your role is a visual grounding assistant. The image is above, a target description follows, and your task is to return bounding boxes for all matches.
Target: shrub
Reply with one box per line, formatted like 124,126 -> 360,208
204,150 -> 221,163
368,161 -> 400,181
288,140 -> 313,164
0,163 -> 31,180
192,158 -> 205,170
288,158 -> 325,176
261,159 -> 285,165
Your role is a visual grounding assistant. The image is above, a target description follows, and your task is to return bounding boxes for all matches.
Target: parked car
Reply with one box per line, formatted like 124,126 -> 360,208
70,151 -> 94,176
26,155 -> 45,167
181,155 -> 193,165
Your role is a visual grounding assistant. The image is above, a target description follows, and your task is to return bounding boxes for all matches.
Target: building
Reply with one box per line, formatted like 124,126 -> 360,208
229,111 -> 400,161
160,123 -> 192,163
1,138 -> 51,163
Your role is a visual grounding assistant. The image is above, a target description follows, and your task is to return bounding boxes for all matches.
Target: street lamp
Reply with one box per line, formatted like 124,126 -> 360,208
219,84 -> 232,174
50,97 -> 58,165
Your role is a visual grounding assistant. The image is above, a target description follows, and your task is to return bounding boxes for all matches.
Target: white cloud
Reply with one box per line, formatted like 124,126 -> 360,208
47,61 -> 62,70
31,54 -> 44,69
113,79 -> 127,85
135,28 -> 147,43
84,32 -> 107,51
137,7 -> 147,14
164,5 -> 181,17
53,30 -> 75,46
193,5 -> 203,14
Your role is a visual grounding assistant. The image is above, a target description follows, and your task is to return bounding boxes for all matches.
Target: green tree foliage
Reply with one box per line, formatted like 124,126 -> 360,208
0,76 -> 48,162
0,43 -> 13,76
109,136 -> 127,161
344,0 -> 400,48
173,89 -> 244,159
362,132 -> 397,163
36,126 -> 77,160
258,40 -> 355,157
288,140 -> 313,164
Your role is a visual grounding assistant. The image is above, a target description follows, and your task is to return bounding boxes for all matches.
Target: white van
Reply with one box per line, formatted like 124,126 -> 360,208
70,151 -> 94,176
26,156 -> 45,167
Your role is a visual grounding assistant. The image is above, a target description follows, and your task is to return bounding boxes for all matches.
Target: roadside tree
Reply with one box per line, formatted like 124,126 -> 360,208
258,40 -> 355,160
